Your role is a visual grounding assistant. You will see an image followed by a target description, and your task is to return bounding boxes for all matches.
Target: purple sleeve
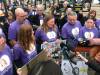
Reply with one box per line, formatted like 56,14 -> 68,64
77,21 -> 82,27
61,25 -> 68,39
35,28 -> 41,40
79,27 -> 84,38
8,25 -> 17,40
13,44 -> 21,60
95,28 -> 99,38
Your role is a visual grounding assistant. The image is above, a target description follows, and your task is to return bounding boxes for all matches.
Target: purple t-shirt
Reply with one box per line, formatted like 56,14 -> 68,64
0,44 -> 13,75
61,21 -> 82,39
35,27 -> 59,42
79,26 -> 99,39
13,43 -> 37,66
8,19 -> 30,41
95,19 -> 100,29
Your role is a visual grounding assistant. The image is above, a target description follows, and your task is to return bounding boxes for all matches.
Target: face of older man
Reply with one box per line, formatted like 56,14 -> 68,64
16,11 -> 26,24
36,5 -> 44,16
68,15 -> 77,25
15,8 -> 27,24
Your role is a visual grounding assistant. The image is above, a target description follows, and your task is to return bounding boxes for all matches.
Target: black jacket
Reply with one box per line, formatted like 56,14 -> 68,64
28,14 -> 45,26
86,59 -> 100,75
30,60 -> 63,75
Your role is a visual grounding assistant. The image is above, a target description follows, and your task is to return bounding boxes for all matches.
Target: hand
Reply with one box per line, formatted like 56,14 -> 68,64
55,39 -> 61,44
76,52 -> 88,62
44,49 -> 52,60
89,39 -> 95,46
17,68 -> 28,75
89,38 -> 100,46
17,68 -> 22,75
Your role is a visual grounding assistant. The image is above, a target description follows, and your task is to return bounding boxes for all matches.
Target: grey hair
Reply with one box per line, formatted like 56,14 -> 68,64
15,8 -> 25,15
67,11 -> 77,17
36,4 -> 44,11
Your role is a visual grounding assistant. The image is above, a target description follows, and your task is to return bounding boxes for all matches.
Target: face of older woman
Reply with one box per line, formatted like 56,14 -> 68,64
47,18 -> 55,28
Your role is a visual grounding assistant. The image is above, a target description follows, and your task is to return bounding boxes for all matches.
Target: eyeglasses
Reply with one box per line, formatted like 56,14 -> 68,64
18,15 -> 26,17
37,10 -> 43,11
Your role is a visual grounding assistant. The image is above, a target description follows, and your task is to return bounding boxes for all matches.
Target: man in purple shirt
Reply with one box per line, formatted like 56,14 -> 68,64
62,11 -> 82,39
0,31 -> 13,75
8,8 -> 30,47
61,11 -> 82,48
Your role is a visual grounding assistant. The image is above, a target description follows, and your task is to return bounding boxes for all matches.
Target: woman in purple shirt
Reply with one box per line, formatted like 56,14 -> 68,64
13,24 -> 37,68
79,18 -> 99,40
35,14 -> 60,53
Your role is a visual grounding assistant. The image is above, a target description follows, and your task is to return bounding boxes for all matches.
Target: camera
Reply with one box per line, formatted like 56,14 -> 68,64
78,38 -> 90,47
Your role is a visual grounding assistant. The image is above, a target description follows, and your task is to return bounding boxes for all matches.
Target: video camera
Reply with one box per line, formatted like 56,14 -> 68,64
41,39 -> 77,64
78,38 -> 90,47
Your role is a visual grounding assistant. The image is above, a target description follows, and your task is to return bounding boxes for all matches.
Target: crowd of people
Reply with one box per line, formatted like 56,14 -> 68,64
0,0 -> 100,75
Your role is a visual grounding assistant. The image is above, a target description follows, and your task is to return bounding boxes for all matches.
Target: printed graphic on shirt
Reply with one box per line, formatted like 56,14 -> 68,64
0,55 -> 10,72
84,32 -> 94,39
46,31 -> 57,39
72,27 -> 79,37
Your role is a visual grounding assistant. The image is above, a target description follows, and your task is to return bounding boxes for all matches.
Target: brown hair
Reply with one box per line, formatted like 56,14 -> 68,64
88,10 -> 96,18
18,24 -> 35,51
40,14 -> 57,33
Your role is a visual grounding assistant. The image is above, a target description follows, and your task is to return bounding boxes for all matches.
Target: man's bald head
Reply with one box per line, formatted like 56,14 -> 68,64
15,8 -> 25,16
15,8 -> 26,23
36,4 -> 44,15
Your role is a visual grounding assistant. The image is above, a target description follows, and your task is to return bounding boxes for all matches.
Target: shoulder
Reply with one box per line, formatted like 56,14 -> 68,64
76,20 -> 82,25
36,27 -> 44,33
13,43 -> 22,50
81,26 -> 85,30
62,23 -> 68,29
9,21 -> 18,28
